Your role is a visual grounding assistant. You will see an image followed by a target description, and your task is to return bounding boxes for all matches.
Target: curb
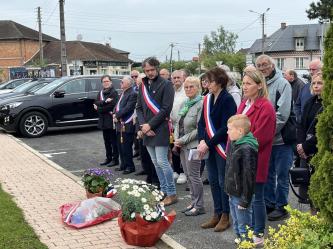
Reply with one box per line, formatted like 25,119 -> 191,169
8,134 -> 186,249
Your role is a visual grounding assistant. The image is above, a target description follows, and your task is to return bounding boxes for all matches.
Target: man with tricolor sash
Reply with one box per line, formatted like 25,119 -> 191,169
136,57 -> 178,206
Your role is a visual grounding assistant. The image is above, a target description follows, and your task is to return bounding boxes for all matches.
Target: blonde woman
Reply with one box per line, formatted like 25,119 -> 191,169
174,76 -> 205,216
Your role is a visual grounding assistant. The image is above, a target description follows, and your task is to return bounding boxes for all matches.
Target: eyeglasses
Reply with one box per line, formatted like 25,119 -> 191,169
172,76 -> 181,79
131,75 -> 138,79
256,63 -> 271,69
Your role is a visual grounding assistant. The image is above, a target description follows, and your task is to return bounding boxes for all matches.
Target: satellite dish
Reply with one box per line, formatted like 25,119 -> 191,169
76,34 -> 83,41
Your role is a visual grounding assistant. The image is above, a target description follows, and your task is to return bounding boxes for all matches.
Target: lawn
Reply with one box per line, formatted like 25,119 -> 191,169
0,184 -> 47,249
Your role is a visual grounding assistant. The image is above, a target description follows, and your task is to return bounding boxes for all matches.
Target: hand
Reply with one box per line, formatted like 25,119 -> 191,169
141,123 -> 151,134
197,140 -> 209,159
137,130 -> 143,139
113,114 -> 118,123
146,130 -> 156,136
237,205 -> 246,210
297,144 -> 307,159
105,97 -> 113,103
174,139 -> 182,147
93,104 -> 97,110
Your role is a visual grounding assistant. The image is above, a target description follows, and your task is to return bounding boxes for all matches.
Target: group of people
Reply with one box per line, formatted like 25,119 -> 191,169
94,55 -> 324,246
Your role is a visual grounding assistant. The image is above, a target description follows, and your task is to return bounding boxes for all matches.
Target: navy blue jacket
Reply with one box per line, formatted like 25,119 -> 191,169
198,89 -> 237,150
115,87 -> 137,133
294,83 -> 312,123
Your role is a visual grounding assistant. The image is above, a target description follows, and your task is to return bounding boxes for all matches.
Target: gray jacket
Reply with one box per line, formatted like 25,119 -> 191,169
266,70 -> 292,145
174,99 -> 203,149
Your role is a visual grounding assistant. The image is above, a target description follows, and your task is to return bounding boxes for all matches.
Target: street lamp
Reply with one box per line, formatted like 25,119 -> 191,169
249,8 -> 270,54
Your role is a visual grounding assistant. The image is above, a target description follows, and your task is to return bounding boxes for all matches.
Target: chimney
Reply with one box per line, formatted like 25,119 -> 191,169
106,43 -> 111,48
281,22 -> 287,29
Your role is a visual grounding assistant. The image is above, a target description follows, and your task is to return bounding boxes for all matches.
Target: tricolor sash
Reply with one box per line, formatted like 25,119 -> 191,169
99,90 -> 113,116
203,93 -> 227,159
115,92 -> 134,124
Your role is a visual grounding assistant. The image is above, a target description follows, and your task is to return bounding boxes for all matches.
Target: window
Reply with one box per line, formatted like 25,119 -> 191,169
58,79 -> 86,94
295,38 -> 305,51
295,57 -> 306,69
88,78 -> 101,92
276,58 -> 285,70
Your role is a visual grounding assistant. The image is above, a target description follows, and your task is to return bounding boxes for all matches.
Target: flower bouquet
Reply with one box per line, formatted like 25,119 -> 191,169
82,168 -> 115,198
115,178 -> 176,247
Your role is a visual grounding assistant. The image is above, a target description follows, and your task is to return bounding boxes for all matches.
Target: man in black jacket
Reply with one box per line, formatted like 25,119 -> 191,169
113,76 -> 137,174
94,75 -> 119,166
136,57 -> 177,206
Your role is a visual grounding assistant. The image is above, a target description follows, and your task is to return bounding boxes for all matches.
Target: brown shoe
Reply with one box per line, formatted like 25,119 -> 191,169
200,214 -> 219,229
214,213 -> 230,232
163,194 -> 178,206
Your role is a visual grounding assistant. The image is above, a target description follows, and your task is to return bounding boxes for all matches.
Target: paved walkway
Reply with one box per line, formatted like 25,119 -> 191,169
0,134 -> 162,249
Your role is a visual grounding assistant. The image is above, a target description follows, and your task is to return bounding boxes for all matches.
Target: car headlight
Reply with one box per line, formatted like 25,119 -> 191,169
0,102 -> 23,110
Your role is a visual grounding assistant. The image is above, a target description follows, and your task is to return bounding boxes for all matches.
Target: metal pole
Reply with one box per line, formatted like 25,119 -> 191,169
198,43 -> 201,75
37,7 -> 43,65
261,13 -> 265,54
169,43 -> 174,73
59,0 -> 67,76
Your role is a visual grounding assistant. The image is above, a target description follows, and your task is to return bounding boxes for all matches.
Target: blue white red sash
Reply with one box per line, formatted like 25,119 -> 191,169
115,92 -> 134,124
203,93 -> 227,159
99,90 -> 113,116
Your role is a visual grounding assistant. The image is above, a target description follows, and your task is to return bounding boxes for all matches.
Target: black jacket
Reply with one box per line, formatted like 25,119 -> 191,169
225,143 -> 258,208
136,75 -> 174,146
297,95 -> 323,156
95,87 -> 119,130
114,87 -> 137,133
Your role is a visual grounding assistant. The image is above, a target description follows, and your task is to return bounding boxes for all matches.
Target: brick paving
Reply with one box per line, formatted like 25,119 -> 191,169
0,134 -> 158,249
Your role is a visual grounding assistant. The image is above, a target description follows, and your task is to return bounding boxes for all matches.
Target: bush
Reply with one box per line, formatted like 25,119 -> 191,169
309,23 -> 333,222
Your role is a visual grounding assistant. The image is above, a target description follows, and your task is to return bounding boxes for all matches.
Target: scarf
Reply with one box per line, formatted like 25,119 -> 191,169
178,95 -> 202,117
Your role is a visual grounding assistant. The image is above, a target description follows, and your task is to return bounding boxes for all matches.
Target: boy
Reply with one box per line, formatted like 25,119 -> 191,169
225,114 -> 258,243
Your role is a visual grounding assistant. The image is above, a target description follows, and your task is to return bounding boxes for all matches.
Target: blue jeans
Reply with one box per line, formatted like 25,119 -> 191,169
264,144 -> 293,209
206,150 -> 229,215
230,196 -> 253,238
146,146 -> 176,196
252,183 -> 266,236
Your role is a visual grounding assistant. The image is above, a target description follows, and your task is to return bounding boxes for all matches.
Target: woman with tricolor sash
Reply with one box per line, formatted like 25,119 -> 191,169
197,67 -> 237,232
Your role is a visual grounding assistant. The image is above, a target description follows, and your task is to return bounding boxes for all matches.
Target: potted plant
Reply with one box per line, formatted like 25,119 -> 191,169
115,178 -> 176,247
82,168 -> 113,198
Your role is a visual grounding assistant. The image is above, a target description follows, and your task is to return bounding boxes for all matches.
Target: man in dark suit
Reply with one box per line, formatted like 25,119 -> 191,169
136,57 -> 177,206
113,76 -> 137,174
94,75 -> 119,167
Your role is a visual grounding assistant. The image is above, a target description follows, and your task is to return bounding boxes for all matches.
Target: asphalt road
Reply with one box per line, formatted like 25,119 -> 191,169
5,126 -> 309,249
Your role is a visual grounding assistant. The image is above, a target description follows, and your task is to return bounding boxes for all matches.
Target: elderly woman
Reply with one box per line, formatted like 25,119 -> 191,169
174,77 -> 205,216
296,72 -> 324,207
237,70 -> 276,246
197,67 -> 237,232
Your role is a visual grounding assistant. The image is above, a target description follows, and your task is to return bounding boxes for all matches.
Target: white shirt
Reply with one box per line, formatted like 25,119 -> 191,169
170,85 -> 187,125
242,99 -> 252,114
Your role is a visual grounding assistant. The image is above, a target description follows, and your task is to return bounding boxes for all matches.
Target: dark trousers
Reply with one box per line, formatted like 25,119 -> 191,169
170,143 -> 183,174
102,128 -> 118,161
117,132 -> 135,171
139,138 -> 159,185
134,137 -> 140,154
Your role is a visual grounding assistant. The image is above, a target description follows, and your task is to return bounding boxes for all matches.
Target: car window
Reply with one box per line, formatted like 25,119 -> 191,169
88,78 -> 101,92
29,83 -> 47,93
112,78 -> 122,92
58,79 -> 86,94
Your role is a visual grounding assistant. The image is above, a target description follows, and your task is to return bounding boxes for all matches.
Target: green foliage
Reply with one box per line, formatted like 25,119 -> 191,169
0,184 -> 48,249
309,23 -> 333,222
238,207 -> 333,249
202,26 -> 238,55
306,0 -> 333,23
201,52 -> 246,72
81,168 -> 113,194
159,61 -> 200,75
31,59 -> 48,67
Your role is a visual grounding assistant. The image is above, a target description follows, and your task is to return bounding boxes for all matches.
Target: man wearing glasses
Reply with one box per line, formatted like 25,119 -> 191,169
131,70 -> 140,92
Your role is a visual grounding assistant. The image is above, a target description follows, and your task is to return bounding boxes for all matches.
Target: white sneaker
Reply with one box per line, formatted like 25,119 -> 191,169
253,235 -> 264,248
173,172 -> 179,180
176,173 -> 187,184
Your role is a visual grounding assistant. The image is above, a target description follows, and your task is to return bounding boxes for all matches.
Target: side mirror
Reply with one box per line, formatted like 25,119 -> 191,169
54,90 -> 65,98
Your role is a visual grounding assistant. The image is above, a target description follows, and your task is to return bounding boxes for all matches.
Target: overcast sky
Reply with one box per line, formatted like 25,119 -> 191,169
2,0 -> 318,62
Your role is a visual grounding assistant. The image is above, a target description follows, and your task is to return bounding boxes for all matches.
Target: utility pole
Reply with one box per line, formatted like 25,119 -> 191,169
249,8 -> 270,54
198,43 -> 201,75
177,50 -> 180,61
169,43 -> 174,73
37,7 -> 43,66
59,0 -> 67,76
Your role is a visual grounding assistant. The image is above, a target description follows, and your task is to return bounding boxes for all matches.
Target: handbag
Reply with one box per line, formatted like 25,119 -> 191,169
289,165 -> 311,186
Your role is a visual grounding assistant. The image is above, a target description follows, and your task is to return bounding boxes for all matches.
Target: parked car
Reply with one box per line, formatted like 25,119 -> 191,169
0,75 -> 123,138
0,78 -> 58,100
0,78 -> 32,94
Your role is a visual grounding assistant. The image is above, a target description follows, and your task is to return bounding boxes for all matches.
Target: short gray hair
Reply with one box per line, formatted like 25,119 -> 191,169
123,75 -> 134,86
256,54 -> 275,66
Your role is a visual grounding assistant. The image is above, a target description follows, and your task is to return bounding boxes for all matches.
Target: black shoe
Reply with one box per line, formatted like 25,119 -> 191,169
123,169 -> 135,175
115,167 -> 124,171
107,160 -> 119,167
203,178 -> 209,185
268,208 -> 289,221
135,170 -> 147,176
100,159 -> 112,166
266,205 -> 275,215
133,152 -> 140,158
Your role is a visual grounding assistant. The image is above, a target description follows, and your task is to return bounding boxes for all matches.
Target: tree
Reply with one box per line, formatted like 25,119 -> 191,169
306,0 -> 333,23
201,52 -> 245,72
202,26 -> 238,55
309,23 -> 333,222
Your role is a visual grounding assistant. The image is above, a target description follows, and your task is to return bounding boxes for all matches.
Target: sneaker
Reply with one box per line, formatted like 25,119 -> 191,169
176,173 -> 187,184
234,237 -> 241,245
173,172 -> 179,180
253,235 -> 264,248
268,207 -> 289,221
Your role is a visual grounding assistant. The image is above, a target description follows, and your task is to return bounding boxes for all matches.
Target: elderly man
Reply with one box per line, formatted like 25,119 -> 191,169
284,69 -> 305,103
136,57 -> 177,206
294,59 -> 322,122
255,55 -> 293,221
170,70 -> 188,184
159,68 -> 170,80
113,76 -> 138,174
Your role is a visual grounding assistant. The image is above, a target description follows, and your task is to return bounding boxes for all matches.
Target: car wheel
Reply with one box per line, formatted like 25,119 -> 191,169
19,112 -> 48,138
